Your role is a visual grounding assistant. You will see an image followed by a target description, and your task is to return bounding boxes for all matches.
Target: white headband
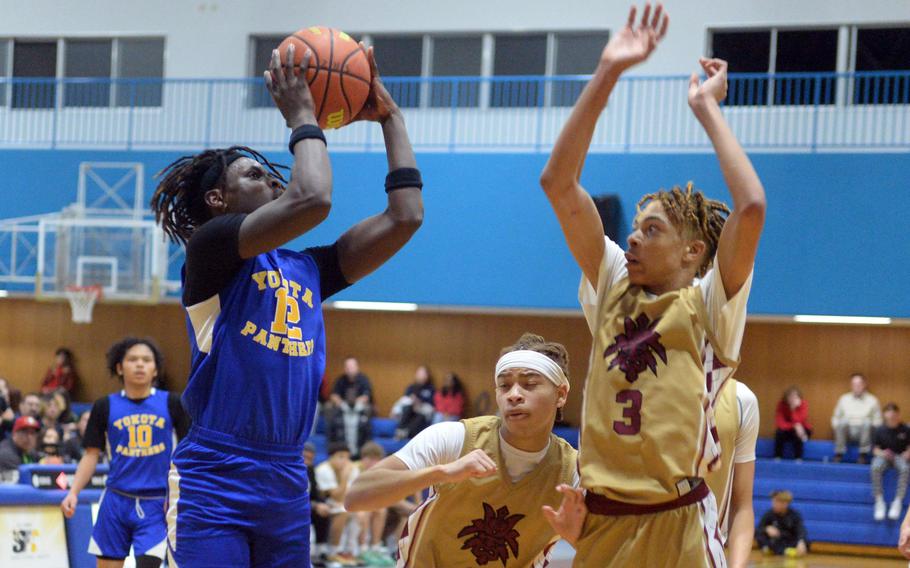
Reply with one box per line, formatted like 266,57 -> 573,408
495,350 -> 569,391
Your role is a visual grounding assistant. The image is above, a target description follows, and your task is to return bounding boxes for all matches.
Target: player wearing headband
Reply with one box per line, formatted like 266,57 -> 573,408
540,4 -> 766,567
345,333 -> 578,568
149,45 -> 423,567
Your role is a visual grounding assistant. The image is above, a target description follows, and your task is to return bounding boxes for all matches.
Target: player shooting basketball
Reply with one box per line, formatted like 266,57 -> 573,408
149,43 -> 423,567
539,3 -> 766,566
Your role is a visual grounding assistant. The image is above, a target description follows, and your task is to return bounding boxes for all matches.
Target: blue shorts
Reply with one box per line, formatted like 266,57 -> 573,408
166,429 -> 311,568
88,490 -> 167,559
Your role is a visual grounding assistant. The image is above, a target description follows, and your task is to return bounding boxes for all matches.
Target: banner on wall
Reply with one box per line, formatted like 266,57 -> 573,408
0,506 -> 69,568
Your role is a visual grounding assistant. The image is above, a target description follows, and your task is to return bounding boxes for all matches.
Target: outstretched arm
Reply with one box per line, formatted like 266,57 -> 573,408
335,46 -> 423,284
688,57 -> 766,298
345,449 -> 497,512
238,45 -> 333,258
540,4 -> 668,288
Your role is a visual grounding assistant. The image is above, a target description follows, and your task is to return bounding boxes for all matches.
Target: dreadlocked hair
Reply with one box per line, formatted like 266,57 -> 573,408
150,146 -> 287,245
637,181 -> 730,277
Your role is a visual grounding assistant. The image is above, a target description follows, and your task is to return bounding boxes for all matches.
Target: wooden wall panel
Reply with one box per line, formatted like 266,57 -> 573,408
1,297 -> 907,440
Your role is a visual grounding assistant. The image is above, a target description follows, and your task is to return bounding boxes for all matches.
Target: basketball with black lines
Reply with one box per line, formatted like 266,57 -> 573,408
277,26 -> 371,130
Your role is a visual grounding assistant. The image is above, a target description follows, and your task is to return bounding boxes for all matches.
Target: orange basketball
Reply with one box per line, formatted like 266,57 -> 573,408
277,27 -> 371,130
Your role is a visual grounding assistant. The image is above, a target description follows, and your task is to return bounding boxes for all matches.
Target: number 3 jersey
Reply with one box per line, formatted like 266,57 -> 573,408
84,389 -> 189,496
578,237 -> 752,505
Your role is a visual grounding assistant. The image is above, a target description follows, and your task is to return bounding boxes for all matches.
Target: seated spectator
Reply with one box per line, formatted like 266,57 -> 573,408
62,410 -> 92,463
353,442 -> 397,566
775,386 -> 811,460
40,347 -> 80,395
40,391 -> 68,437
832,373 -> 882,464
393,365 -> 435,440
0,378 -> 14,439
38,427 -> 64,465
0,416 -> 40,483
19,392 -> 42,419
327,357 -> 374,457
756,490 -> 808,557
872,403 -> 910,522
432,372 -> 465,424
314,442 -> 355,564
304,442 -> 333,567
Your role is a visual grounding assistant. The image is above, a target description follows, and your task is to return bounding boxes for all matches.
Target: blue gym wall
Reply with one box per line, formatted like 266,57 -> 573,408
3,149 -> 907,317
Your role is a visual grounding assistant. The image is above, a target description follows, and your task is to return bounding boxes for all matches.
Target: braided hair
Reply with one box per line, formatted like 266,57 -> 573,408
637,182 -> 730,277
150,146 -> 287,245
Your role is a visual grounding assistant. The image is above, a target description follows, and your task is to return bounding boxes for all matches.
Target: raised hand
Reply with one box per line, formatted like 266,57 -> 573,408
440,448 -> 498,483
353,45 -> 400,124
542,484 -> 587,546
688,57 -> 728,109
264,44 -> 317,129
600,3 -> 669,73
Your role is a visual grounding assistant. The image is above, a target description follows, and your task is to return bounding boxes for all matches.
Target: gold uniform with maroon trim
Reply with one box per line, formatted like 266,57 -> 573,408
575,278 -> 735,567
704,378 -> 741,539
397,416 -> 576,568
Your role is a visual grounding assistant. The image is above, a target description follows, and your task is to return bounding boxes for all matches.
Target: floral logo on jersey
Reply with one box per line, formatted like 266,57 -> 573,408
457,502 -> 525,566
604,313 -> 667,383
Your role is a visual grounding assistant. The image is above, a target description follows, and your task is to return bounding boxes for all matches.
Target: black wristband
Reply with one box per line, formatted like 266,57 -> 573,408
288,124 -> 326,154
385,167 -> 423,192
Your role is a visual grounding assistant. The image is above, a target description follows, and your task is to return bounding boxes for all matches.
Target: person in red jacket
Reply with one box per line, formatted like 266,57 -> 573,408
775,386 -> 812,459
432,372 -> 466,423
40,348 -> 80,395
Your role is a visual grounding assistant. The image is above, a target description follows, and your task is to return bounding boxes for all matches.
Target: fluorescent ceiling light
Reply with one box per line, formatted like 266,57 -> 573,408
793,315 -> 892,325
0,290 -> 7,298
330,300 -> 418,312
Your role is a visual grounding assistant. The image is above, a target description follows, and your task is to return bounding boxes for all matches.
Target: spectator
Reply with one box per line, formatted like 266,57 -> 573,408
353,442 -> 396,566
0,416 -> 40,483
393,366 -> 435,440
38,427 -> 64,465
304,442 -> 333,567
19,392 -> 42,419
756,490 -> 808,557
433,372 -> 466,423
314,442 -> 355,564
40,347 -> 80,395
774,386 -> 812,460
327,357 -> 374,457
62,410 -> 92,463
40,391 -> 67,437
872,403 -> 910,522
832,373 -> 882,463
0,378 -> 14,439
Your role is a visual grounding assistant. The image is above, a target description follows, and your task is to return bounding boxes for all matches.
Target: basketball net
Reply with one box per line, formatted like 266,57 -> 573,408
64,285 -> 102,324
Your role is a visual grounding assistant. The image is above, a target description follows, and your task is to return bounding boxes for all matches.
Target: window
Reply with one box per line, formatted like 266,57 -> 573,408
711,30 -> 771,106
553,31 -> 609,106
372,35 -> 423,108
116,38 -> 165,107
430,36 -> 482,108
855,27 -> 910,104
774,30 -> 837,105
0,41 -> 9,106
64,40 -> 112,107
12,40 -> 56,109
491,34 -> 547,107
250,35 -> 284,108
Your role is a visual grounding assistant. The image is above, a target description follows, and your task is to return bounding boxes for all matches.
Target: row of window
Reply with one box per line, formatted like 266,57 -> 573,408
1,25 -> 909,110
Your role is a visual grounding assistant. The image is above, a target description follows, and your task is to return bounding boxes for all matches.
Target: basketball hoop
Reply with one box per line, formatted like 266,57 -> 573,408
64,285 -> 103,324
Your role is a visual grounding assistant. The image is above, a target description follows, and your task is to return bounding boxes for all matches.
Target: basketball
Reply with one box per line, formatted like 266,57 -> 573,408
277,26 -> 371,130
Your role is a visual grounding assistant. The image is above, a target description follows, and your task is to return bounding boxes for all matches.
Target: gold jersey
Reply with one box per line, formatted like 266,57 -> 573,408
398,416 -> 577,568
581,278 -> 738,504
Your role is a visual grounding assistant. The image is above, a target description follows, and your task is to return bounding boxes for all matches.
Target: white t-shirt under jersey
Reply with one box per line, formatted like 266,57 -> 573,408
579,236 -> 753,361
394,421 -> 580,486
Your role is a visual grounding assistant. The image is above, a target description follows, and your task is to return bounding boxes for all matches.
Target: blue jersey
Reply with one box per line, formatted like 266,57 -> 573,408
183,248 -> 327,451
84,389 -> 177,496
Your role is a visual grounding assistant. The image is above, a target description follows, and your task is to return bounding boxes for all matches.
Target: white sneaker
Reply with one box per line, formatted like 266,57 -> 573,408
889,499 -> 903,520
874,498 -> 886,521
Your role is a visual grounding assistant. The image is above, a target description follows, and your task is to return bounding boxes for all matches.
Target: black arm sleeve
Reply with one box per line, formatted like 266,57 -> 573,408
168,392 -> 192,441
302,243 -> 351,300
183,214 -> 247,306
82,397 -> 110,450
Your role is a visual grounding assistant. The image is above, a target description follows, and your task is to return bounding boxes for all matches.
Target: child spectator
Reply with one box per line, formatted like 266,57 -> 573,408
432,372 -> 466,423
775,386 -> 811,460
41,347 -> 80,395
872,403 -> 910,521
756,490 -> 808,557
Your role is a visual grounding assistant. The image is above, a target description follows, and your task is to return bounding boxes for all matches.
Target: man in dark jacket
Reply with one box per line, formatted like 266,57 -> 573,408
0,416 -> 40,483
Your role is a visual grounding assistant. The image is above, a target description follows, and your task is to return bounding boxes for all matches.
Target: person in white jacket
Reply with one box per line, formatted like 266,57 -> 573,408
831,373 -> 882,464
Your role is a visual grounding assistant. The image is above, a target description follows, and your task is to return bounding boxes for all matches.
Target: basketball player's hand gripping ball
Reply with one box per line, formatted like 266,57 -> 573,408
350,45 -> 400,125
264,44 -> 318,129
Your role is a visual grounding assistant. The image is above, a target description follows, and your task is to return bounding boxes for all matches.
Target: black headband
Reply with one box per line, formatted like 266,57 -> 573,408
199,151 -> 244,193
